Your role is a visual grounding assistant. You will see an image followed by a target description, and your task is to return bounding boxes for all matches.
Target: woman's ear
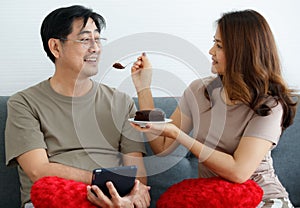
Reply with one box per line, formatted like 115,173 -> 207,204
48,38 -> 61,59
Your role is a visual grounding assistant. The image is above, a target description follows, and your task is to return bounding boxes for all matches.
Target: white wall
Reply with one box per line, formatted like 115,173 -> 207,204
0,0 -> 299,97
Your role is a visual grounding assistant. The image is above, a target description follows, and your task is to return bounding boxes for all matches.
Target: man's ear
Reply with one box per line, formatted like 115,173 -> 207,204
48,38 -> 61,59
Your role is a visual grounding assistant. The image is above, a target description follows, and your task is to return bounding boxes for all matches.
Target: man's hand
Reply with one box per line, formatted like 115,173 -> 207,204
87,179 -> 150,208
128,180 -> 151,208
87,182 -> 134,208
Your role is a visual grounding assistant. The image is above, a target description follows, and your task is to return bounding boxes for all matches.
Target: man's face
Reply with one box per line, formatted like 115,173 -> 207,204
57,18 -> 102,79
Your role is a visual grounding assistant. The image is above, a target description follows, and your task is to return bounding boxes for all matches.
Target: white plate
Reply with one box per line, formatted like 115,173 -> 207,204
128,118 -> 172,128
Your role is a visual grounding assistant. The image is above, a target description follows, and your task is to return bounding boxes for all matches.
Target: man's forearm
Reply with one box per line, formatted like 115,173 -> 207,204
28,162 -> 92,184
48,163 -> 92,184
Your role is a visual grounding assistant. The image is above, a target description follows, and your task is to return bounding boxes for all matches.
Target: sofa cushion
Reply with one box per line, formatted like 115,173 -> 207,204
136,97 -> 199,207
144,143 -> 198,207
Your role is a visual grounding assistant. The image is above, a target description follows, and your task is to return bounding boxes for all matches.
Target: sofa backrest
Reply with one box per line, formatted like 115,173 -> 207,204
0,96 -> 21,208
272,101 -> 300,206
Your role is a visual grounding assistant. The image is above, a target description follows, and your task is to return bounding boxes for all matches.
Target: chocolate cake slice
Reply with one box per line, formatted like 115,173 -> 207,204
134,109 -> 165,121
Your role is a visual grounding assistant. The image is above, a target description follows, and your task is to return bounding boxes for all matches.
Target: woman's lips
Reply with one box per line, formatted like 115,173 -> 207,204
212,59 -> 218,65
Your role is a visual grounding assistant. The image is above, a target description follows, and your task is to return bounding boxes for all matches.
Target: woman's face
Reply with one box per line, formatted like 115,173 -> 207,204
209,26 -> 226,75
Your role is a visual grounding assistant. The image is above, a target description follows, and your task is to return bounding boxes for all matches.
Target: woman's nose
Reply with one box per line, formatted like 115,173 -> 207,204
209,46 -> 215,56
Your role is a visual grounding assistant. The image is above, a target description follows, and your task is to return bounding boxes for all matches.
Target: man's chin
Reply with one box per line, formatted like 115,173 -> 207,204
80,68 -> 99,78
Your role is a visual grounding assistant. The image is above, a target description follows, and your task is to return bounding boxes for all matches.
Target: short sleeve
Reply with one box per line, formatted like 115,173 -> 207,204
179,77 -> 214,118
179,86 -> 193,119
5,94 -> 47,166
243,102 -> 283,146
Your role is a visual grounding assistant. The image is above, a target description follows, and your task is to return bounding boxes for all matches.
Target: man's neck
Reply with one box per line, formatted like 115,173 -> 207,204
49,76 -> 93,97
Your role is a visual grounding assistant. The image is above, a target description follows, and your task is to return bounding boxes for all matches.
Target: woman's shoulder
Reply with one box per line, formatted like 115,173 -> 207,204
265,96 -> 283,112
188,76 -> 219,91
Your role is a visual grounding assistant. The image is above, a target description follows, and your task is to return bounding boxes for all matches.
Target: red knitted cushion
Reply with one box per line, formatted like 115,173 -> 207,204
156,177 -> 263,208
31,176 -> 96,208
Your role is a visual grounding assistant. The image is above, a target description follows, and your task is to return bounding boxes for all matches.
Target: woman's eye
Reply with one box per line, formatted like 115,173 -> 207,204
213,39 -> 222,49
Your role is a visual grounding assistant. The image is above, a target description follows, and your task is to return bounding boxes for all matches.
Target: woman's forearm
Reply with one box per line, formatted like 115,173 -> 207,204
136,88 -> 154,110
175,130 -> 249,183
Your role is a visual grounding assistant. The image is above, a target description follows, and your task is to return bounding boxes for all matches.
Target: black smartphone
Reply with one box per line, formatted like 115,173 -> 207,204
91,165 -> 137,198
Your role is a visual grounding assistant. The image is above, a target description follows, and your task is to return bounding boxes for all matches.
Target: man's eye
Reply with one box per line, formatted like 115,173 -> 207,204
94,37 -> 101,43
81,38 -> 90,44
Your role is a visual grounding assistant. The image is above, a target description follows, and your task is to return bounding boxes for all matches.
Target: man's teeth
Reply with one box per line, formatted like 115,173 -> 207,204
85,58 -> 97,61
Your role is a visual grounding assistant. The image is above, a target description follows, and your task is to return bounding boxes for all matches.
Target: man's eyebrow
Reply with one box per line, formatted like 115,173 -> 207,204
78,29 -> 100,35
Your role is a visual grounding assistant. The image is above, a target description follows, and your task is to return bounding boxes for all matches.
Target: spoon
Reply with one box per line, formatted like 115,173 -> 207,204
112,53 -> 145,70
112,62 -> 133,70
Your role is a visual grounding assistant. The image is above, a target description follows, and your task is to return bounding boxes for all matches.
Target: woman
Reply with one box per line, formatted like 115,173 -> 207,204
131,10 -> 297,207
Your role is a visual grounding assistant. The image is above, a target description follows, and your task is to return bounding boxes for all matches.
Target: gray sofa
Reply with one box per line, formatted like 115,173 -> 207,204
0,96 -> 299,208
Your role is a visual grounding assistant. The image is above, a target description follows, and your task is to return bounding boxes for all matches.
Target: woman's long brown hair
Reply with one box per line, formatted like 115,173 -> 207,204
206,10 -> 297,130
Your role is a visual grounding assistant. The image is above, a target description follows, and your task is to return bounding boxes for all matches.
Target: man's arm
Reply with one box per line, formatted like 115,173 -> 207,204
17,148 -> 92,184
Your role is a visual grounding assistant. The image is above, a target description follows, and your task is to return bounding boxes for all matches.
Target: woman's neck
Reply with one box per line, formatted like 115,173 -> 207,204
221,88 -> 240,105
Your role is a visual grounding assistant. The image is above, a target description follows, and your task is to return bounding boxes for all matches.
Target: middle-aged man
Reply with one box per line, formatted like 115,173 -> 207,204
5,5 -> 150,208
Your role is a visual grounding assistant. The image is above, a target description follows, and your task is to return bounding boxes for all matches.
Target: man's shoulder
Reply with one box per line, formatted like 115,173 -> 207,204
96,82 -> 115,93
95,82 -> 132,101
9,80 -> 49,103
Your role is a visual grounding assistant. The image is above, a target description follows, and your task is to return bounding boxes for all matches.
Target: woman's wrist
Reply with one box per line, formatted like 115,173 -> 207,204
170,124 -> 181,140
136,87 -> 151,95
136,87 -> 152,100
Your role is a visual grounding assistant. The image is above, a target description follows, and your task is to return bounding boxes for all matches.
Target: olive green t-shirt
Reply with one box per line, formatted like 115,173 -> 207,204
5,79 -> 146,206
